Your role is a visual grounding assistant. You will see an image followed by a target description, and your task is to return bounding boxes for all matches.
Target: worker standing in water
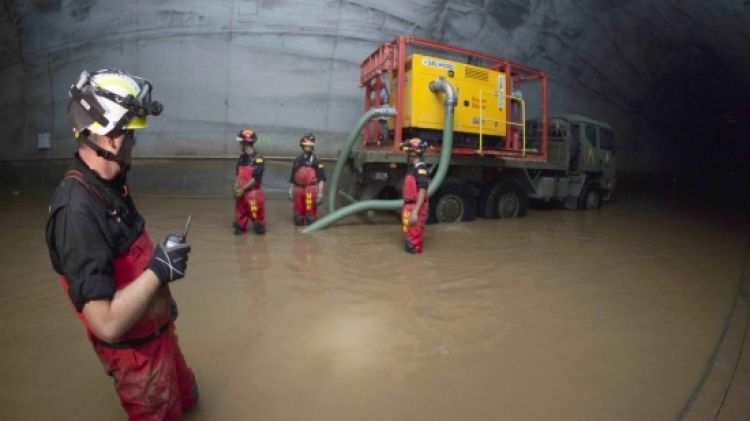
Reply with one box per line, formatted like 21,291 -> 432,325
233,128 -> 266,235
45,69 -> 198,419
401,137 -> 430,254
288,133 -> 326,226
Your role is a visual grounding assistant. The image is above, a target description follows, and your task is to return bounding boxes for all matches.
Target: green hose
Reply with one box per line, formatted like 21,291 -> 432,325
325,105 -> 397,213
302,77 -> 457,233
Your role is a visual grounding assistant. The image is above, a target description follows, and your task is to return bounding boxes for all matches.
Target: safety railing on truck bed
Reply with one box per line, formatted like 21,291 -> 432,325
359,35 -> 549,163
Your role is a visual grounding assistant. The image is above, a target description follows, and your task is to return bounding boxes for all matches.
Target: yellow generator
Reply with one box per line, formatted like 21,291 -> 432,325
361,36 -> 546,158
393,53 -> 510,141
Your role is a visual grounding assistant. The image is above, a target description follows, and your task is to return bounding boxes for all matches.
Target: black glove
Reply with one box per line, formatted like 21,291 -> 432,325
148,237 -> 191,286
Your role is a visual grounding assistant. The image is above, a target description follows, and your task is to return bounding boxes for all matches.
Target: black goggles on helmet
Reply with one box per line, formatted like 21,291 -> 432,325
68,69 -> 165,137
401,139 -> 428,153
93,80 -> 163,117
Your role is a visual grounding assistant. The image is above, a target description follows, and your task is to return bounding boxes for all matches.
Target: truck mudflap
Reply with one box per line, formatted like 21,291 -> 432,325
561,174 -> 589,210
601,177 -> 616,201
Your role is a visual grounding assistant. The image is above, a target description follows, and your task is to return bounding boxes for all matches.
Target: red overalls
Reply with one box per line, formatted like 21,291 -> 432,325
401,170 -> 429,254
61,231 -> 197,420
235,164 -> 266,234
292,166 -> 319,225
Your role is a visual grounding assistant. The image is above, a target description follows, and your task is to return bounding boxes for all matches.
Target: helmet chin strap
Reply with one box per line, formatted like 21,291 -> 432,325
82,137 -> 131,174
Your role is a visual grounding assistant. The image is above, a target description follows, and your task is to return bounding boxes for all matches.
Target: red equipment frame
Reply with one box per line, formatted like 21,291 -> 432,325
360,35 -> 549,162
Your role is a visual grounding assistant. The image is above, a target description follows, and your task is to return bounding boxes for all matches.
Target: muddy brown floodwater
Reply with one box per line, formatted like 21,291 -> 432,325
0,188 -> 748,420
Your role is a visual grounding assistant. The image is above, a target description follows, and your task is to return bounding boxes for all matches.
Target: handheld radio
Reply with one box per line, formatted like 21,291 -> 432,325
165,214 -> 191,248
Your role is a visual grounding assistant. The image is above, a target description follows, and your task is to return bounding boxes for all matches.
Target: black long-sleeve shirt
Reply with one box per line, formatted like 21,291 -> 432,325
235,152 -> 265,184
46,154 -> 145,311
289,153 -> 326,184
408,161 -> 430,190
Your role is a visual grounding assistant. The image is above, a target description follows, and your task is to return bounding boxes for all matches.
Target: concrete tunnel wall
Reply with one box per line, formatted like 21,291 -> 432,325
0,0 -> 749,192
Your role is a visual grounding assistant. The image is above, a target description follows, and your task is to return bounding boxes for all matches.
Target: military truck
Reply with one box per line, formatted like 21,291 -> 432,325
340,36 -> 617,223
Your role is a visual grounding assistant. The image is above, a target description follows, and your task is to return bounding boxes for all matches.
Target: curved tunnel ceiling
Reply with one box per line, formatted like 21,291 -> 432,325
0,0 -> 748,176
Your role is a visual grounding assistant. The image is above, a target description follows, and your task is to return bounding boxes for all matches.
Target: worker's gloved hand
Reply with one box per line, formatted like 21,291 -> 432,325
148,237 -> 191,286
316,193 -> 324,205
233,186 -> 244,199
288,188 -> 293,201
408,211 -> 418,225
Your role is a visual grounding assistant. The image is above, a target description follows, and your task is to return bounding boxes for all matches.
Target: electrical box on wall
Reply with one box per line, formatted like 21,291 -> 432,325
37,132 -> 50,150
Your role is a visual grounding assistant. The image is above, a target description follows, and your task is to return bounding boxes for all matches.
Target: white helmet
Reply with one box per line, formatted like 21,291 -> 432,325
66,69 -> 163,138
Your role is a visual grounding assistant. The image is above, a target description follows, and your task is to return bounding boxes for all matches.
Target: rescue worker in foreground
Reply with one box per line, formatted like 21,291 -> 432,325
401,137 -> 430,254
45,69 -> 198,420
233,128 -> 266,235
288,133 -> 326,226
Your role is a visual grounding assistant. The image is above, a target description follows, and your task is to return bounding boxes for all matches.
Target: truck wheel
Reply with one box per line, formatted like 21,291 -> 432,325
483,179 -> 529,219
428,178 -> 476,224
578,184 -> 602,210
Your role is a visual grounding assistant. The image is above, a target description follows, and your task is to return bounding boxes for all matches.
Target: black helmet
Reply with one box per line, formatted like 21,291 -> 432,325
300,133 -> 316,148
401,137 -> 427,154
236,128 -> 258,144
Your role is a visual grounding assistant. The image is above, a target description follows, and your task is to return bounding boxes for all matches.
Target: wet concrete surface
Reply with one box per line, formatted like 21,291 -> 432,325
0,182 -> 748,420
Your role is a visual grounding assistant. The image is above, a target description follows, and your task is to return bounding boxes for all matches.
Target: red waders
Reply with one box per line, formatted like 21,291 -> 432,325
401,174 -> 428,254
292,166 -> 319,225
61,232 -> 197,420
235,165 -> 266,234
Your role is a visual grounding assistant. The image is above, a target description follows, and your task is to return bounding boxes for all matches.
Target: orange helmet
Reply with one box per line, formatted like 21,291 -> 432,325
300,133 -> 316,148
401,137 -> 427,155
236,128 -> 257,144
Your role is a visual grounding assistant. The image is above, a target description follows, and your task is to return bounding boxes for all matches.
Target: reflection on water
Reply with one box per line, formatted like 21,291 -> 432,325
0,189 -> 747,420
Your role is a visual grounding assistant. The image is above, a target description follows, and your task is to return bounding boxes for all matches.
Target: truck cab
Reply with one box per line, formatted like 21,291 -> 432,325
529,114 -> 617,208
569,114 -> 616,180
